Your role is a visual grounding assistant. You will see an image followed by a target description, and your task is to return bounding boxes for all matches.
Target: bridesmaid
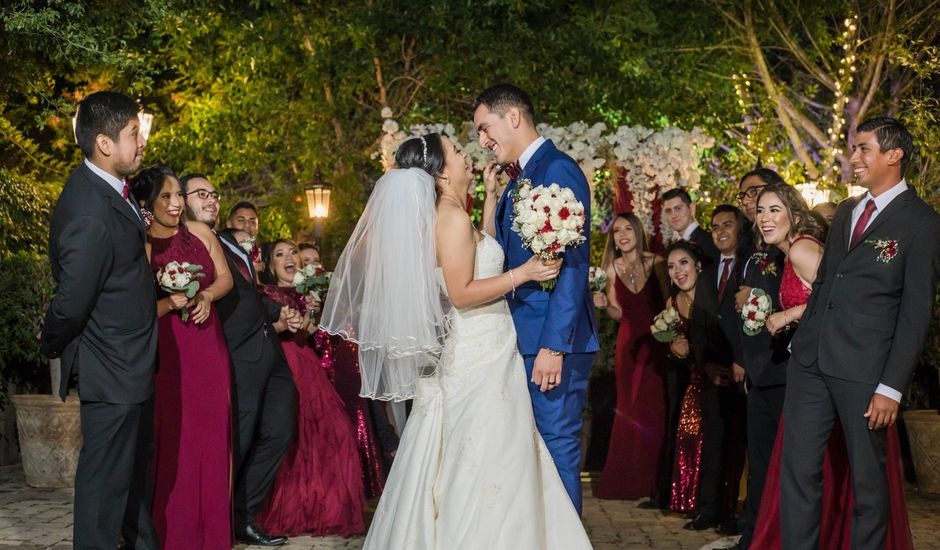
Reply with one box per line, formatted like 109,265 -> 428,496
664,241 -> 706,515
131,166 -> 234,549
255,239 -> 365,536
592,213 -> 668,500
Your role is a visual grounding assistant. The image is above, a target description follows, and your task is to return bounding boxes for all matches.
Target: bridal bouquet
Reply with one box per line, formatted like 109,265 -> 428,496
741,288 -> 773,335
650,307 -> 681,342
511,179 -> 587,290
589,266 -> 609,292
156,261 -> 205,321
293,263 -> 332,319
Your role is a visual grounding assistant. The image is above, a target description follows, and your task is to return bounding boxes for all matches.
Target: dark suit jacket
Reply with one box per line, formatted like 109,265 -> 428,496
791,189 -> 940,392
689,225 -> 721,267
41,162 -> 157,403
691,256 -> 743,375
214,232 -> 283,364
737,246 -> 790,387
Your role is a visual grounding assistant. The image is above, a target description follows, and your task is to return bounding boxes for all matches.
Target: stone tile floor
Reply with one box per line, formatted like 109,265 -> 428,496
2,465 -> 939,549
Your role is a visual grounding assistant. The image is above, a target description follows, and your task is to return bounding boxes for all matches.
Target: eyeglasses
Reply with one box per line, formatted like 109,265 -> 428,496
186,189 -> 221,201
736,184 -> 767,202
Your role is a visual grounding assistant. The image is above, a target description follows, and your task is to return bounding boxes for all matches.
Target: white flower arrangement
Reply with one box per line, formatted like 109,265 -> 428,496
741,288 -> 773,335
588,266 -> 609,293
650,307 -> 681,342
156,261 -> 205,321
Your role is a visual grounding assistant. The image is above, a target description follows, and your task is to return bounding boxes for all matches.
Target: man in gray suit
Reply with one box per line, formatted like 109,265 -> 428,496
781,117 -> 940,549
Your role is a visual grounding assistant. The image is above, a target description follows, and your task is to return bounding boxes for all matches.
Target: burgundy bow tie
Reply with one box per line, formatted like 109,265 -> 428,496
504,161 -> 522,180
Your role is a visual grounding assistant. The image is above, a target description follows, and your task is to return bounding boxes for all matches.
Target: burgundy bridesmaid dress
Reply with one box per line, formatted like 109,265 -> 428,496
668,300 -> 704,513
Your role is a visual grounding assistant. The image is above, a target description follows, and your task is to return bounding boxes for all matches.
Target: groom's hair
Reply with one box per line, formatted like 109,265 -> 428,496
472,84 -> 535,125
856,117 -> 913,174
74,91 -> 139,159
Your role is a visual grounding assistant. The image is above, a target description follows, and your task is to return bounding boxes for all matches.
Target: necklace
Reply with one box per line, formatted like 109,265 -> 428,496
440,194 -> 465,210
617,256 -> 643,289
676,291 -> 694,317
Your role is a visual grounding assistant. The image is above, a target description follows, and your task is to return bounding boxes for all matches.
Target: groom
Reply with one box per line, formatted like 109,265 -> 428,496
475,84 -> 599,513
781,117 -> 940,549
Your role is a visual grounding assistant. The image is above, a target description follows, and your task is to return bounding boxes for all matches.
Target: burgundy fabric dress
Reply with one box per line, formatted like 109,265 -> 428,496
256,285 -> 365,536
669,299 -> 704,513
594,273 -> 666,500
750,239 -> 913,549
324,334 -> 387,498
149,223 -> 232,550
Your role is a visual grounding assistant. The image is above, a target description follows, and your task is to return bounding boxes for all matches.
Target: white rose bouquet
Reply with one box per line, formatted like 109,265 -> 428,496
741,288 -> 773,336
650,307 -> 682,343
292,263 -> 332,319
156,261 -> 205,321
589,266 -> 609,293
511,179 -> 587,290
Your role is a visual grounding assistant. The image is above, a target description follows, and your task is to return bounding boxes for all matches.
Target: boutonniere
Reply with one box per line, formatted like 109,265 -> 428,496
751,251 -> 778,277
865,238 -> 899,263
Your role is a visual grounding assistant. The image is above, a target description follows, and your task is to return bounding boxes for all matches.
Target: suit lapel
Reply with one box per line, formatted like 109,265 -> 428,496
841,196 -> 861,251
849,190 -> 912,251
78,163 -> 145,240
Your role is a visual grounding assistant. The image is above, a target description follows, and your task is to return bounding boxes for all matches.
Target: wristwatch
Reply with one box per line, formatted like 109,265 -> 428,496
546,348 -> 565,357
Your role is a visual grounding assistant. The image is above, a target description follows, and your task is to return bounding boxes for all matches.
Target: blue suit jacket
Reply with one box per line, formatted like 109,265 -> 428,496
495,140 -> 600,356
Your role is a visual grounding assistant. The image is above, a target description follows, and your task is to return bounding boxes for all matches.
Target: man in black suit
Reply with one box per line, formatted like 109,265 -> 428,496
782,118 -> 940,549
686,205 -> 748,532
41,92 -> 158,549
663,188 -> 720,266
731,168 -> 791,549
181,175 -> 299,546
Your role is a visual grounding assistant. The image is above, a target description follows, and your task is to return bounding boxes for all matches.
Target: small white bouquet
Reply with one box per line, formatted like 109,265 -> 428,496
156,261 -> 205,321
741,288 -> 773,336
511,179 -> 587,290
650,307 -> 681,343
589,266 -> 609,292
292,263 -> 332,319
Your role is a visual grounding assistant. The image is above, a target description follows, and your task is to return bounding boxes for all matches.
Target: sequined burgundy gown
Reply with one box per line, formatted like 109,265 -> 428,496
255,285 -> 365,536
669,298 -> 704,513
594,272 -> 666,500
149,223 -> 232,549
750,236 -> 913,549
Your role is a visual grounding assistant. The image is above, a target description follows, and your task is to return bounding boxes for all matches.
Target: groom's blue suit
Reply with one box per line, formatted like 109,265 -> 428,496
495,139 -> 600,513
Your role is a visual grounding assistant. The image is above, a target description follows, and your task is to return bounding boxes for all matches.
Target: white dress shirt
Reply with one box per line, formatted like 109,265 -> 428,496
518,136 -> 546,171
681,221 -> 701,241
717,254 -> 735,288
84,158 -> 140,220
850,179 -> 908,403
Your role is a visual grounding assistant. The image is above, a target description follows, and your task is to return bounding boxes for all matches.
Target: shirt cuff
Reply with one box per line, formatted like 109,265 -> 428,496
875,383 -> 902,403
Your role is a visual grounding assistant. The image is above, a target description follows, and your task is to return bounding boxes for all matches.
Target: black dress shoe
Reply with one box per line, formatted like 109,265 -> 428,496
716,520 -> 741,536
637,498 -> 660,510
683,516 -> 719,531
235,523 -> 288,546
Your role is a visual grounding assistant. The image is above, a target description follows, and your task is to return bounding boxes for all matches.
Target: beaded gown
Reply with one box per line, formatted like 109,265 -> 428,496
669,297 -> 704,513
594,270 -> 666,500
255,285 -> 365,536
149,223 -> 232,549
750,236 -> 913,549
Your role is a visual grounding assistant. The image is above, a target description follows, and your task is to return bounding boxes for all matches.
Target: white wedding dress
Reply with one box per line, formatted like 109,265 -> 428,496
363,233 -> 593,550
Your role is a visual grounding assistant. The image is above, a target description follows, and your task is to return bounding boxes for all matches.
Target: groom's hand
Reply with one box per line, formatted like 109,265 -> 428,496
864,393 -> 899,430
532,348 -> 563,392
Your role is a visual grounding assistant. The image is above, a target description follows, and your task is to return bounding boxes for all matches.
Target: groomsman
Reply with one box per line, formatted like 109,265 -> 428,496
782,118 -> 940,549
41,92 -> 158,549
732,168 -> 790,549
663,188 -> 720,265
181,174 -> 299,546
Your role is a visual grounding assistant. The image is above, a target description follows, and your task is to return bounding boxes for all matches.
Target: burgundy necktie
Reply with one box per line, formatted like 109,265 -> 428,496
850,199 -> 877,248
717,257 -> 733,302
122,180 -> 130,200
504,161 -> 522,180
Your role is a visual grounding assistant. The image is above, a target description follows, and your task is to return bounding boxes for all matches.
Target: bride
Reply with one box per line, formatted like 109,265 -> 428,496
321,133 -> 593,549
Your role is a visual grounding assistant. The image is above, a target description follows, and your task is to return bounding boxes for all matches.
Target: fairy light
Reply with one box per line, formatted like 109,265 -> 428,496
823,14 -> 859,189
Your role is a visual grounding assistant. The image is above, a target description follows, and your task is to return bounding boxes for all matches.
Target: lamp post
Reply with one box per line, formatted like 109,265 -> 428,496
304,169 -> 333,241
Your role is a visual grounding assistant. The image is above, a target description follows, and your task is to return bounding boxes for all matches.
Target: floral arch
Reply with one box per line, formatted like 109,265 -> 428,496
376,110 -> 715,250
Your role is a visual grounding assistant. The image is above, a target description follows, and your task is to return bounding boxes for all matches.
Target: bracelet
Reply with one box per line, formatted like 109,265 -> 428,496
546,348 -> 565,357
508,269 -> 516,300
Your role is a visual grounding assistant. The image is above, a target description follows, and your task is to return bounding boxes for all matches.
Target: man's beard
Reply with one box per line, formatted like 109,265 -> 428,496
187,206 -> 218,227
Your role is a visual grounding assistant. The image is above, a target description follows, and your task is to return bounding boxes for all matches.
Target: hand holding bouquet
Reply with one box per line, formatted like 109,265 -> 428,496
589,266 -> 609,293
511,180 -> 586,290
650,307 -> 681,343
292,263 -> 332,320
741,288 -> 773,335
156,261 -> 205,321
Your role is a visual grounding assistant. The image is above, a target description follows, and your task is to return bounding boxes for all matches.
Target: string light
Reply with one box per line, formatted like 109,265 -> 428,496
822,13 -> 859,190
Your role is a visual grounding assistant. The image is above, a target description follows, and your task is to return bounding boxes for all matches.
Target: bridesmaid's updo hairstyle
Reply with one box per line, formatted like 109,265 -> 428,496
395,133 -> 445,180
130,165 -> 177,212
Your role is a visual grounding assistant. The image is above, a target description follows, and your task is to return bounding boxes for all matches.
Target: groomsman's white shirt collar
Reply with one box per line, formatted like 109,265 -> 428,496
850,179 -> 908,234
681,221 -> 701,241
84,158 -> 140,219
851,178 -> 908,404
518,136 -> 546,171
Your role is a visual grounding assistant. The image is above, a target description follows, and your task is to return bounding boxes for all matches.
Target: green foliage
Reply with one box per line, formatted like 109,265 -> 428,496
0,169 -> 55,257
0,252 -> 56,405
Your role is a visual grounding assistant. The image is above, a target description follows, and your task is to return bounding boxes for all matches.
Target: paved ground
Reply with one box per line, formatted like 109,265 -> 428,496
2,466 -> 939,549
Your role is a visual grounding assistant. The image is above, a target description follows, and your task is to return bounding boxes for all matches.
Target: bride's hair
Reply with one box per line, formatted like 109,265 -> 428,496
130,165 -> 177,212
395,133 -> 445,179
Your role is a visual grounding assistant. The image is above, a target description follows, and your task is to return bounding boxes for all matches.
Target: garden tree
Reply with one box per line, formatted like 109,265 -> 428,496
714,0 -> 940,191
